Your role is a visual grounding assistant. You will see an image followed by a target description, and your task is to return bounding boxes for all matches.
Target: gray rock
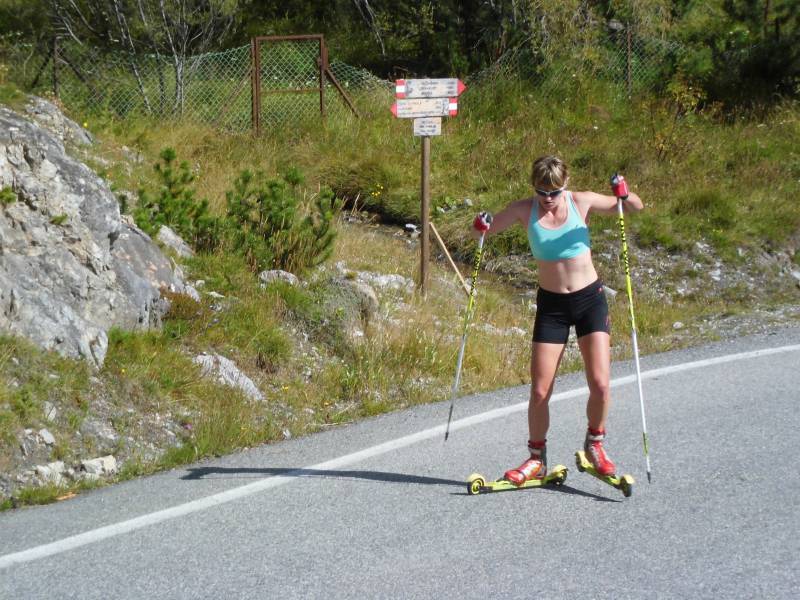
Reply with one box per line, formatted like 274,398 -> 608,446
43,401 -> 58,422
157,225 -> 194,258
193,352 -> 264,401
35,461 -> 66,486
19,431 -> 38,457
38,428 -> 56,446
81,455 -> 117,476
259,270 -> 299,287
24,96 -> 93,146
80,419 -> 119,447
183,284 -> 201,302
344,280 -> 380,319
0,103 -> 185,366
355,271 -> 414,294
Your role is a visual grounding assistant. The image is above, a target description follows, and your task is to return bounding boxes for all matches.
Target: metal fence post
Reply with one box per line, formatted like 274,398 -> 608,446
320,38 -> 327,119
251,38 -> 261,136
626,24 -> 632,96
52,36 -> 59,99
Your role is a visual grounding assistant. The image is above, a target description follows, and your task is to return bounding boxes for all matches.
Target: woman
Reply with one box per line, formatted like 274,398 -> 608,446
472,155 -> 643,485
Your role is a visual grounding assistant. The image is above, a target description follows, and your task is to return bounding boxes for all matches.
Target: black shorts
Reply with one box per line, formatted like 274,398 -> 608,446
533,280 -> 610,344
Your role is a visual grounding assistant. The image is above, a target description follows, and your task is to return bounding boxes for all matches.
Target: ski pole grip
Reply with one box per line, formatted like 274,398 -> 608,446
610,173 -> 629,200
473,211 -> 493,233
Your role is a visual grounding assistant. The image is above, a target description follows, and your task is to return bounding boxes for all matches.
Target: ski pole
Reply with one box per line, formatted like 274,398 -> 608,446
444,212 -> 492,441
611,174 -> 652,484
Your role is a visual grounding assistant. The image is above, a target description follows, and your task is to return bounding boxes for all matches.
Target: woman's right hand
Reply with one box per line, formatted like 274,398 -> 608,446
472,212 -> 493,234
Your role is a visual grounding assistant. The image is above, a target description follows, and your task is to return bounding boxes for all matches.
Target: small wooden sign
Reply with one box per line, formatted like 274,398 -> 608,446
413,117 -> 442,137
391,97 -> 458,119
396,78 -> 467,99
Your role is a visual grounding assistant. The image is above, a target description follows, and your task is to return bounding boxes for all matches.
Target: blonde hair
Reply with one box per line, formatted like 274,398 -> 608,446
531,155 -> 568,189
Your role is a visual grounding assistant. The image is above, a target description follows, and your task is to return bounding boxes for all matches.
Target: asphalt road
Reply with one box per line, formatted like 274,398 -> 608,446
2,329 -> 799,599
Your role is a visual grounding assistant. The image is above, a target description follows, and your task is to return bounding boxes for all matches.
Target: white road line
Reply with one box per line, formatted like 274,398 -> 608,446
2,343 -> 799,569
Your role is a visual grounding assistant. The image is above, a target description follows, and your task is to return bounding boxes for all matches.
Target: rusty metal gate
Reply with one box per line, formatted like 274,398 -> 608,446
249,35 -> 357,136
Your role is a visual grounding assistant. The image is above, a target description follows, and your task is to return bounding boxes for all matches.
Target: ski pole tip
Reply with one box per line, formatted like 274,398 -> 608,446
647,471 -> 652,484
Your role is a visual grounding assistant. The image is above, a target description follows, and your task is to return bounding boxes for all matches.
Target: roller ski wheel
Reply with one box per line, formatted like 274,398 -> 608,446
575,451 -> 634,498
466,465 -> 568,495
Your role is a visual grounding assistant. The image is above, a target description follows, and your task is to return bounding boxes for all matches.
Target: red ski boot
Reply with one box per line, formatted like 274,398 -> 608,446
503,440 -> 547,486
584,428 -> 616,476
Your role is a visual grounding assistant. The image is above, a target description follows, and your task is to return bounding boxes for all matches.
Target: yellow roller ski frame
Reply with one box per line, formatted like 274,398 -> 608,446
466,465 -> 568,495
575,451 -> 634,498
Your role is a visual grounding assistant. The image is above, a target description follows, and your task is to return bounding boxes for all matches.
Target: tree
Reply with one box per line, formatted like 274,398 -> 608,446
48,0 -> 238,114
0,1 -> 52,44
671,0 -> 800,104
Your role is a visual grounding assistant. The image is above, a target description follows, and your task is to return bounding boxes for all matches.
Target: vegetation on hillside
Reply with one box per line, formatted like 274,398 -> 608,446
1,2 -> 799,508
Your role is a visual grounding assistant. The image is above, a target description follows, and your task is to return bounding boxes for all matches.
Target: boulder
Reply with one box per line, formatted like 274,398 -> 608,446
193,352 -> 264,401
81,455 -> 118,476
259,269 -> 299,287
0,103 -> 187,366
35,461 -> 66,486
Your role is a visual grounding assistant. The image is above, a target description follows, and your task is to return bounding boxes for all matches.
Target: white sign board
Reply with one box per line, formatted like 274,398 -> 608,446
391,97 -> 457,119
396,78 -> 467,99
413,117 -> 442,137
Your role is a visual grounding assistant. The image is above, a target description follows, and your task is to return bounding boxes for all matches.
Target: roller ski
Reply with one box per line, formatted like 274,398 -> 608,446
467,441 -> 567,495
574,428 -> 634,498
467,465 -> 568,495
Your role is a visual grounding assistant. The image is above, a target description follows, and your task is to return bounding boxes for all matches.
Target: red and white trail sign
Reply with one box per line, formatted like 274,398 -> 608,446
396,78 -> 466,99
390,97 -> 458,118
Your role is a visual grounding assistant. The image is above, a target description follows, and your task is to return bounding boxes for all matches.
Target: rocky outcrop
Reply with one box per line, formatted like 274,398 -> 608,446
0,101 -> 188,367
24,97 -> 93,147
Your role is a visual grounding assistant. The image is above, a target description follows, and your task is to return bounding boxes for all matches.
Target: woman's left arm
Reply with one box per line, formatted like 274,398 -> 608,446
574,190 -> 644,217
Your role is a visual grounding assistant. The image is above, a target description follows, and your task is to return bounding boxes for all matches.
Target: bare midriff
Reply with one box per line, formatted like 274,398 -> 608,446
528,196 -> 599,293
536,252 -> 599,293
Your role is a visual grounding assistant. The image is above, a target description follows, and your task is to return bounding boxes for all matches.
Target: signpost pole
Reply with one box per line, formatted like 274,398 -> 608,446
420,136 -> 431,296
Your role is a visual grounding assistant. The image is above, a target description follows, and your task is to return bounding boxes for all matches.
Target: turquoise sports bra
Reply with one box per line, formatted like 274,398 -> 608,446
528,192 -> 591,261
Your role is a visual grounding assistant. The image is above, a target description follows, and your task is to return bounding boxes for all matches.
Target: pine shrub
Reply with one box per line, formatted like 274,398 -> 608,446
225,168 -> 340,274
133,148 -> 219,251
0,186 -> 16,205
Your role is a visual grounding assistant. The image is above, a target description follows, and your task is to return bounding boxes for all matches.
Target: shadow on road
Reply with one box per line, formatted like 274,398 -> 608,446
181,467 -> 617,501
182,466 -> 463,488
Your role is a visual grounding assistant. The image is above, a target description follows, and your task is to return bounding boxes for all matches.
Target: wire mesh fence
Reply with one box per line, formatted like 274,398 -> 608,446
0,36 -> 392,132
0,29 -> 684,132
467,30 -> 683,96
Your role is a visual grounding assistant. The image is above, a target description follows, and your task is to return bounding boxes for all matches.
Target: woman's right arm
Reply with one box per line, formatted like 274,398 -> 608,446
471,199 -> 530,239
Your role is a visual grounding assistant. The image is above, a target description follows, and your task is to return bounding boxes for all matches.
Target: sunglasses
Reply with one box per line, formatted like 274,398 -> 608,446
535,186 -> 565,198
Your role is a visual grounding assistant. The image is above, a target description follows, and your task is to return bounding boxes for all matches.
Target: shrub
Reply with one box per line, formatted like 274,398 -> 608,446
0,186 -> 16,205
134,147 -> 219,250
224,168 -> 341,274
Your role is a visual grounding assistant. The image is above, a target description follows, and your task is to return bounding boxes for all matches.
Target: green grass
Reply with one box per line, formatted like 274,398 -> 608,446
0,81 -> 25,109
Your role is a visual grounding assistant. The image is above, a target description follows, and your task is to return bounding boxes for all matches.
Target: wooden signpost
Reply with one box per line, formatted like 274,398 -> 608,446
391,78 -> 466,295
